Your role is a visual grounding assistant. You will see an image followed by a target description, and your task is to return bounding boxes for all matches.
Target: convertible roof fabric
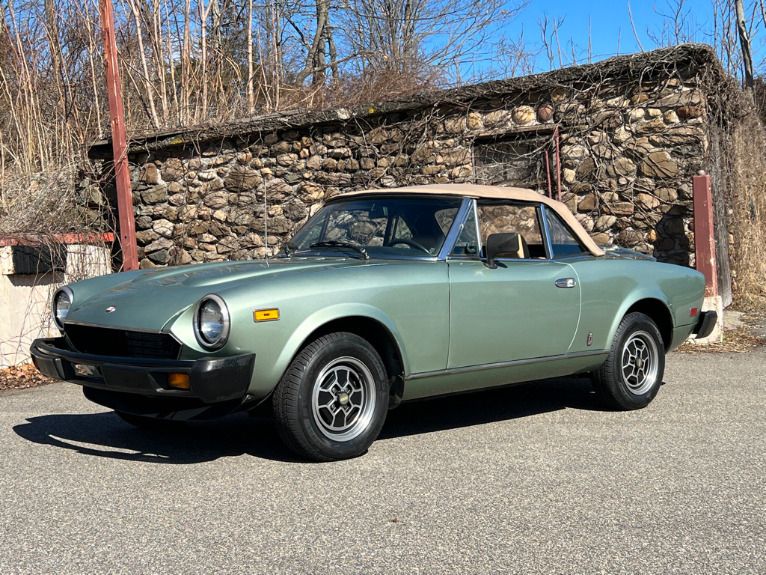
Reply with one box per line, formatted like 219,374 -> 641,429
340,184 -> 606,257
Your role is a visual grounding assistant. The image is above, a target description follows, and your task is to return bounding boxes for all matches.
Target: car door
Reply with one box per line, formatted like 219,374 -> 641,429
447,199 -> 581,369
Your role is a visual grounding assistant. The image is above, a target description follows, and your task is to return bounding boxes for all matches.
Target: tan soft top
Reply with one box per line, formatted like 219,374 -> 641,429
340,184 -> 605,257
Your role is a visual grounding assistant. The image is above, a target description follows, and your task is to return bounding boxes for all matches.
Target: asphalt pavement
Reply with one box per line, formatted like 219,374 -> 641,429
1,347 -> 764,574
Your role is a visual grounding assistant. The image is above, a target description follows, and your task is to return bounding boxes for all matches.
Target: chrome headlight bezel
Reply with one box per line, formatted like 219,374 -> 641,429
52,286 -> 74,331
193,294 -> 231,350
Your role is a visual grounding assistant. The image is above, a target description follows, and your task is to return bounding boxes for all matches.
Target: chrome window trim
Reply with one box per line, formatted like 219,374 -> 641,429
541,204 -> 591,260
471,198 -> 550,263
439,197 -> 477,260
539,204 -> 554,259
472,199 -> 482,257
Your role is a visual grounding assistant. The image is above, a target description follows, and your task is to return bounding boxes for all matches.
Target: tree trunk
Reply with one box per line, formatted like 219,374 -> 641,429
734,0 -> 754,90
127,0 -> 160,128
247,0 -> 255,113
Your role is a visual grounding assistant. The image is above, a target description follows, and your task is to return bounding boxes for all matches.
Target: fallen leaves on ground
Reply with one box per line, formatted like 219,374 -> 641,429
0,363 -> 54,391
678,328 -> 764,354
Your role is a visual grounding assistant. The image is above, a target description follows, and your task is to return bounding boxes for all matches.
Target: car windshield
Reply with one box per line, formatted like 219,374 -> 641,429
285,196 -> 463,259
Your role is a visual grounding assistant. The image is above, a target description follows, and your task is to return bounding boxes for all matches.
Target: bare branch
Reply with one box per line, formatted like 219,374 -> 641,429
627,0 -> 644,51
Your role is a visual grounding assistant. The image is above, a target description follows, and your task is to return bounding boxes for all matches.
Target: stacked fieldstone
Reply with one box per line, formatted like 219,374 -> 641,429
91,45 -> 726,270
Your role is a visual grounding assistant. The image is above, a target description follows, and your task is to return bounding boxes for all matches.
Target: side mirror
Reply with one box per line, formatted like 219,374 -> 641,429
485,233 -> 520,268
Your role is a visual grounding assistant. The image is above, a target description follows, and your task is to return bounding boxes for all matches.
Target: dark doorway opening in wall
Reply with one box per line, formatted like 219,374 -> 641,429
472,125 -> 561,200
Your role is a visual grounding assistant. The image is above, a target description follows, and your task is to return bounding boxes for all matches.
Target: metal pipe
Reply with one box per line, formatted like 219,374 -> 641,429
544,148 -> 552,199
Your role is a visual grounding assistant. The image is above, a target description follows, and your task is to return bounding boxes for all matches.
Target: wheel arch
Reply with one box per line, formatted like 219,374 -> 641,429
305,316 -> 405,396
274,306 -> 409,404
622,298 -> 674,351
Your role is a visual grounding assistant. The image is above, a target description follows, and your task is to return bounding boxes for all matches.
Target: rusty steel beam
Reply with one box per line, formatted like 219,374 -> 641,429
692,172 -> 718,297
553,126 -> 562,202
99,0 -> 138,271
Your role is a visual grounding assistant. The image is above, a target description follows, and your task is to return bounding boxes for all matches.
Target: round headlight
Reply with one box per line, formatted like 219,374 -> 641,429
53,287 -> 73,330
193,294 -> 230,349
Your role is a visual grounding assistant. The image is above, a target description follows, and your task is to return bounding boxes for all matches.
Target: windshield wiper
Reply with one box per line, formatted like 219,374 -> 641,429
280,241 -> 299,257
309,240 -> 370,259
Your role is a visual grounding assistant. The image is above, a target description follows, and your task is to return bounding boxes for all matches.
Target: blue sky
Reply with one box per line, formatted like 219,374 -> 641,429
497,0 -> 763,75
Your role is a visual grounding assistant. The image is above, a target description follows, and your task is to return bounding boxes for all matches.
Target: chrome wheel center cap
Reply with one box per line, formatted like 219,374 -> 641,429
338,392 -> 350,406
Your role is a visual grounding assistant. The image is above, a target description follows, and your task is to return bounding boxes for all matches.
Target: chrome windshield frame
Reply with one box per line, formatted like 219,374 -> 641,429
286,194 -> 470,262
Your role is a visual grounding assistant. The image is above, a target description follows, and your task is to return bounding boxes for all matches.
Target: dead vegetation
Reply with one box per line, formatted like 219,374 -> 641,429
0,363 -> 53,391
715,106 -> 766,311
678,328 -> 764,354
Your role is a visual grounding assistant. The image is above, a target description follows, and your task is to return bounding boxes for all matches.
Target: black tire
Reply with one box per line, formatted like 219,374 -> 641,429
592,312 -> 665,410
114,410 -> 184,430
272,332 -> 389,461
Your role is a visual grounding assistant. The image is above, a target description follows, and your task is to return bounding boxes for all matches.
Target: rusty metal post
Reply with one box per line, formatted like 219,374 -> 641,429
554,126 -> 562,202
99,0 -> 138,271
544,148 -> 552,199
692,171 -> 718,297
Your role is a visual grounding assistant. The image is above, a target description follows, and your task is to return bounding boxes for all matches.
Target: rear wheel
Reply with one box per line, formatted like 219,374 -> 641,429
272,332 -> 389,461
592,312 -> 665,410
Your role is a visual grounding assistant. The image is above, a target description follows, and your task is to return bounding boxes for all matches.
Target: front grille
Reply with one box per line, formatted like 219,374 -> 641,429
64,324 -> 182,360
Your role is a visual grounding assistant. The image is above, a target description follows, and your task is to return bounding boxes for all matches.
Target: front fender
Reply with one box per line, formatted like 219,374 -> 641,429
273,302 -> 411,385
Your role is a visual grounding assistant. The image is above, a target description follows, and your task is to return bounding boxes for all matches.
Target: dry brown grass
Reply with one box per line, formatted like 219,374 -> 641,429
708,76 -> 766,310
725,117 -> 766,310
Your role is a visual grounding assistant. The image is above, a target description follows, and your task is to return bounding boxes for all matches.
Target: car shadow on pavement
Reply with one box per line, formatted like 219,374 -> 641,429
13,410 -> 303,464
13,376 -> 608,464
379,376 -> 606,440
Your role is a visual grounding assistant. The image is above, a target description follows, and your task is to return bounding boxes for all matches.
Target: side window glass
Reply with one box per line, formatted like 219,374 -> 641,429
452,203 -> 479,256
391,215 -> 413,243
545,209 -> 588,259
476,201 -> 546,259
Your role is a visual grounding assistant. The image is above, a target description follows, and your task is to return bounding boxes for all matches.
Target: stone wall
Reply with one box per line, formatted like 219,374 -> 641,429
92,45 -> 726,273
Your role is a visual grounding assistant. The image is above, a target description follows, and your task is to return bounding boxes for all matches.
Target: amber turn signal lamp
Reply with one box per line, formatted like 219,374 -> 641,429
168,373 -> 190,390
254,309 -> 280,322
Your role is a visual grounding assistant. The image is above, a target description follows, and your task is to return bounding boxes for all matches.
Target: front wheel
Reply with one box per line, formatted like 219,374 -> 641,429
592,312 -> 665,410
272,332 -> 389,461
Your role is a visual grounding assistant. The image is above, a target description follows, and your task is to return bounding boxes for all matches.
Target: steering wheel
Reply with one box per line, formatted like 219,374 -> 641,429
389,238 -> 431,253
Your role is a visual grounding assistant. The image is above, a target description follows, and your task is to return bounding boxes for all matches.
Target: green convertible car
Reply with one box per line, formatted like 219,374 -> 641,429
31,184 -> 716,461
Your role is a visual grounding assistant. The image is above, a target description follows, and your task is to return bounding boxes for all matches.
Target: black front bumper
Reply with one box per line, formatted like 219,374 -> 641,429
692,310 -> 718,339
31,337 -> 255,419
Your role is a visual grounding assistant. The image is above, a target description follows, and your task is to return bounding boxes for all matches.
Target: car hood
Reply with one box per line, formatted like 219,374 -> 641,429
66,258 -> 373,331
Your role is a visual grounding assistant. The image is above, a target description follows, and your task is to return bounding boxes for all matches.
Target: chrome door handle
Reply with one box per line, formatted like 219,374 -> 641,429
555,278 -> 577,288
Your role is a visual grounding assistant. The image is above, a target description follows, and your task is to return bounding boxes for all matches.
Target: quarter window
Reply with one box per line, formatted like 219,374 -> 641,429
544,208 -> 589,259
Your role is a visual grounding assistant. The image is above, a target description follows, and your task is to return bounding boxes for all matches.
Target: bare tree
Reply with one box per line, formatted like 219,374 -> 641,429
294,0 -> 337,89
539,14 -> 566,71
337,0 -> 528,92
735,0 -> 755,89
